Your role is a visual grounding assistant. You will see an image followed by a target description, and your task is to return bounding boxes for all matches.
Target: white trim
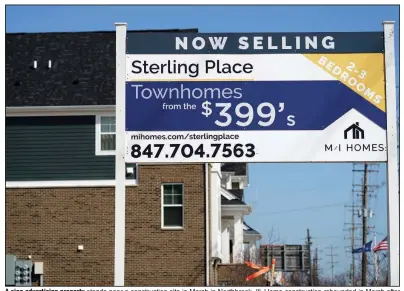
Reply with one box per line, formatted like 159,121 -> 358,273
6,105 -> 115,117
164,204 -> 183,207
161,183 -> 185,229
221,171 -> 235,177
222,204 -> 252,216
6,180 -> 138,188
232,214 -> 244,263
209,163 -> 221,262
221,172 -> 249,190
244,233 -> 263,241
220,187 -> 239,200
209,162 -> 222,178
230,175 -> 248,187
95,114 -> 116,156
161,226 -> 185,231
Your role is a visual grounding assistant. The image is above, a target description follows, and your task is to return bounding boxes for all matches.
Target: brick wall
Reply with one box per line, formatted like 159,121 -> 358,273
125,164 -> 206,286
216,264 -> 268,286
6,164 -> 207,286
6,187 -> 115,286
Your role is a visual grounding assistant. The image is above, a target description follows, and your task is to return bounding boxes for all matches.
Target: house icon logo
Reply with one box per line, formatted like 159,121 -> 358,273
344,122 -> 364,139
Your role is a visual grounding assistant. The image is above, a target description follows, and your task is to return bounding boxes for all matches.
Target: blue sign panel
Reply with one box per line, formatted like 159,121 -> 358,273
125,81 -> 386,132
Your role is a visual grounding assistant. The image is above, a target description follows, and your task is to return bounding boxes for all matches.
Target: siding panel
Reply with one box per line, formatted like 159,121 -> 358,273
6,116 -> 115,181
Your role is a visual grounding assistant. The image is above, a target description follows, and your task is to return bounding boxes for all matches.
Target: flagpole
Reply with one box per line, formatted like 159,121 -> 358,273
375,252 -> 379,285
373,233 -> 378,286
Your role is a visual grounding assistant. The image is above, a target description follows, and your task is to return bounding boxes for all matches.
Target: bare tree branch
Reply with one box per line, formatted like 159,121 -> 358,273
266,227 -> 281,244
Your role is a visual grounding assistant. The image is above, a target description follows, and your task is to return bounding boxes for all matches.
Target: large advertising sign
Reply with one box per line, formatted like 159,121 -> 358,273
261,245 -> 310,272
125,32 -> 387,163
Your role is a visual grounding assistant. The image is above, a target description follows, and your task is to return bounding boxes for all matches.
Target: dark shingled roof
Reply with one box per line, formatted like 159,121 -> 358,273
221,195 -> 246,206
244,222 -> 261,235
221,163 -> 247,176
228,189 -> 244,200
6,28 -> 198,107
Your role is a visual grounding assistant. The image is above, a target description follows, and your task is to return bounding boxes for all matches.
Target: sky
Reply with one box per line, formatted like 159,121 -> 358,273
6,4 -> 400,279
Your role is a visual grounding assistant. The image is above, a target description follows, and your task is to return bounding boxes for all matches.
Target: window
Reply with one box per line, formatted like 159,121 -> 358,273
96,115 -> 116,155
162,183 -> 184,228
232,182 -> 240,189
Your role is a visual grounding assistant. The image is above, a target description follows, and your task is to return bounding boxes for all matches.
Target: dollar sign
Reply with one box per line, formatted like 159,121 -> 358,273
201,100 -> 212,117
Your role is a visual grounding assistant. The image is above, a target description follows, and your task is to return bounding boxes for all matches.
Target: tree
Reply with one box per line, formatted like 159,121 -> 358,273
266,227 -> 281,244
371,253 -> 389,286
286,271 -> 309,286
334,273 -> 348,286
317,273 -> 348,286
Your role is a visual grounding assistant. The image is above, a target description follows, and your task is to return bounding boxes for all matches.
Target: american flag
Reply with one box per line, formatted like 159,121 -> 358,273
373,236 -> 388,252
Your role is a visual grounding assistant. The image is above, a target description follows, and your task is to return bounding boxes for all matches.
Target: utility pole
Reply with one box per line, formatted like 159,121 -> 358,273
309,246 -> 323,286
353,163 -> 381,287
312,248 -> 320,286
351,200 -> 356,287
344,205 -> 361,286
344,163 -> 363,287
352,163 -> 379,287
306,229 -> 313,286
351,203 -> 357,287
326,245 -> 338,285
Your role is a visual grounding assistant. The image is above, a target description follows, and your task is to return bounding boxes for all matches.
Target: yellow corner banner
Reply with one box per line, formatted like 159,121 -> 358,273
303,54 -> 386,112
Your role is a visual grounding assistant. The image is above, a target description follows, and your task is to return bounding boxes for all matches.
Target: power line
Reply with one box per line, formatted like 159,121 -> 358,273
300,235 -> 341,241
270,183 -> 352,194
256,203 -> 345,215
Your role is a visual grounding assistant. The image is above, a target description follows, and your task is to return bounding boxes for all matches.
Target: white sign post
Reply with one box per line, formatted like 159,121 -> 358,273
383,21 -> 399,287
114,22 -> 127,287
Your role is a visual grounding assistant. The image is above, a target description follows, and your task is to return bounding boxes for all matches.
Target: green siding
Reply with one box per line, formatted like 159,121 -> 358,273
6,116 -> 115,181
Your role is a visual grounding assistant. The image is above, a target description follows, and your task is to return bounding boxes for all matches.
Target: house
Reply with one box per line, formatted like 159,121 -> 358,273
5,29 -> 261,287
219,163 -> 262,264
